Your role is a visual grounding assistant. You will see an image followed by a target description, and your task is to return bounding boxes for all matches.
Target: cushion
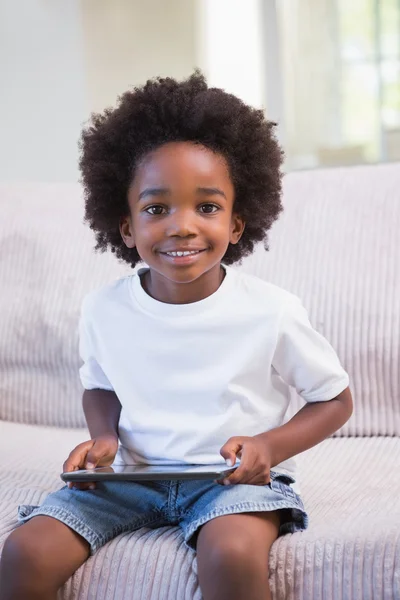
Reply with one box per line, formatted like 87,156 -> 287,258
0,420 -> 399,599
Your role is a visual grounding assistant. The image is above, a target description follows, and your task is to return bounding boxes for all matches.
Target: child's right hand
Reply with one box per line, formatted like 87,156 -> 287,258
62,434 -> 119,490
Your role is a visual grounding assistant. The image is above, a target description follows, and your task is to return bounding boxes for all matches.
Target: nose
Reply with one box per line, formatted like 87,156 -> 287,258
165,209 -> 198,238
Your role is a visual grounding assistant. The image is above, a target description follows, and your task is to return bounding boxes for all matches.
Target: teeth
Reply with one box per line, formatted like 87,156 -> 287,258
166,250 -> 201,257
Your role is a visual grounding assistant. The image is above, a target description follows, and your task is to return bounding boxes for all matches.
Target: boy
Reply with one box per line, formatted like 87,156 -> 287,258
0,72 -> 352,600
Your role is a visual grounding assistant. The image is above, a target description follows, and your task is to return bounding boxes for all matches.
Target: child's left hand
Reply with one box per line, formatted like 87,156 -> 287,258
218,435 -> 272,486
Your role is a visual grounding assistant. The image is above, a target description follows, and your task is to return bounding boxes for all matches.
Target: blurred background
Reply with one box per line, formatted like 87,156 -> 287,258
0,0 -> 399,181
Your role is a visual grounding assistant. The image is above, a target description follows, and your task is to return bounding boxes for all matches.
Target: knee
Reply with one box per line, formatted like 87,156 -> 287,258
204,535 -> 262,576
1,527 -> 47,579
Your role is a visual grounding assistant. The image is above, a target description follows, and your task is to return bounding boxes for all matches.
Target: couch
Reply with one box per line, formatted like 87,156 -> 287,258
1,163 -> 399,599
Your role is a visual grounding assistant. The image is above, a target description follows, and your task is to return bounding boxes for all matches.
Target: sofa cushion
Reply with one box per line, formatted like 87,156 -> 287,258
0,421 -> 399,599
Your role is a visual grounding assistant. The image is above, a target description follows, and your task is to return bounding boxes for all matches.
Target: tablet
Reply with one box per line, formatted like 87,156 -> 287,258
61,464 -> 238,483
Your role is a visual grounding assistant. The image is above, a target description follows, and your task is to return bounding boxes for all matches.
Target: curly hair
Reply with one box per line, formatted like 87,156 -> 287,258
79,70 -> 284,267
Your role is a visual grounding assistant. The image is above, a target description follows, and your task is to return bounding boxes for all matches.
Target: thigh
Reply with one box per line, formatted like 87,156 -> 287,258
0,515 -> 90,591
18,480 -> 169,554
179,475 -> 308,550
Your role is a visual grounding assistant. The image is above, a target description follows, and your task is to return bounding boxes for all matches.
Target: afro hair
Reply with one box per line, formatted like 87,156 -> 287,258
79,70 -> 284,267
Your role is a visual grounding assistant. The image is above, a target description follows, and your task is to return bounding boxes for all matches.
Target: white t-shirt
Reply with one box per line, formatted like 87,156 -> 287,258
79,266 -> 349,486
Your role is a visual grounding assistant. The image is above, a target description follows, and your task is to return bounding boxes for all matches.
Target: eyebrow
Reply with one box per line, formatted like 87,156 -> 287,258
197,187 -> 226,199
138,187 -> 227,201
138,188 -> 170,201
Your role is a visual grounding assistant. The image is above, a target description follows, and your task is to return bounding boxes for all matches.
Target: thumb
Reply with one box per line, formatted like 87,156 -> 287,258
220,437 -> 243,467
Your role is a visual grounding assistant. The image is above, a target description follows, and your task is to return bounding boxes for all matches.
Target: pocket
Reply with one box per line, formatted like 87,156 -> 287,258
269,471 -> 296,486
268,472 -> 299,500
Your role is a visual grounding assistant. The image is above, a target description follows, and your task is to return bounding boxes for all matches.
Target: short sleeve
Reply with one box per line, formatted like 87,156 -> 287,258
78,300 -> 114,392
272,297 -> 349,402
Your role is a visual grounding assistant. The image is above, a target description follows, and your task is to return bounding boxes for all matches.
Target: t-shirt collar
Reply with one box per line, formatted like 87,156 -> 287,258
131,265 -> 233,316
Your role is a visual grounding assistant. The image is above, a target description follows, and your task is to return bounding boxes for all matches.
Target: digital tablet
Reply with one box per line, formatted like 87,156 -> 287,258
61,464 -> 238,483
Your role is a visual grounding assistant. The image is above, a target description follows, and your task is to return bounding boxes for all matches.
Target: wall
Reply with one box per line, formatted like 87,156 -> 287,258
0,0 -> 198,182
0,0 -> 87,182
80,0 -> 197,113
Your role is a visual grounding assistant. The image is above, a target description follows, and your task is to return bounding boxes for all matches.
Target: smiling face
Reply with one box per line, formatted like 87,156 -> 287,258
120,141 -> 245,303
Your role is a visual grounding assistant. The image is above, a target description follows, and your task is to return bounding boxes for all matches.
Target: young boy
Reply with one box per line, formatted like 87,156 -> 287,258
0,72 -> 352,600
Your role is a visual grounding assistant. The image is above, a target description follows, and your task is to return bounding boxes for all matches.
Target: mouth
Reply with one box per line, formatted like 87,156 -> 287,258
158,248 -> 207,265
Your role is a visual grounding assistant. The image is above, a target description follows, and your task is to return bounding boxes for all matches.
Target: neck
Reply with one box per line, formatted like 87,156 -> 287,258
142,265 -> 225,304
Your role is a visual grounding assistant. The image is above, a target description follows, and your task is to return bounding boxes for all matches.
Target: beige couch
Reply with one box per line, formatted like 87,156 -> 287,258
1,163 -> 399,599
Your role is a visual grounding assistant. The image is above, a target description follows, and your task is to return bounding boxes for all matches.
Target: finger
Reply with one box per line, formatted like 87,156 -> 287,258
67,481 -> 96,491
63,440 -> 94,472
242,472 -> 269,486
244,464 -> 272,486
221,446 -> 257,485
220,437 -> 244,467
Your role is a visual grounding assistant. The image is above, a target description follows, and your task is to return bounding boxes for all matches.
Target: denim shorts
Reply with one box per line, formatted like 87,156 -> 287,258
17,471 -> 308,555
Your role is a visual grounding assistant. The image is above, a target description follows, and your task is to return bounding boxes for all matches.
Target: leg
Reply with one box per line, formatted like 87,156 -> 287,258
196,511 -> 281,600
0,516 -> 90,600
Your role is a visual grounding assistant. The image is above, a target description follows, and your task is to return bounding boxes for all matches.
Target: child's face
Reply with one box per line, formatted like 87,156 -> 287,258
121,141 -> 244,289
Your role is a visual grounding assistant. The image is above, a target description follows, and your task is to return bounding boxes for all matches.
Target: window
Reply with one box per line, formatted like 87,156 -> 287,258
267,0 -> 400,170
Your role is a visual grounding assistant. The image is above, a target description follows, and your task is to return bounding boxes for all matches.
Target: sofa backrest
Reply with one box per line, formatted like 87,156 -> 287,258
0,184 -> 130,429
1,163 -> 399,435
240,163 -> 400,437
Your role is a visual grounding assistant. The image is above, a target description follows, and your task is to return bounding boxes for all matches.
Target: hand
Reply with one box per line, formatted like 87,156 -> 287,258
63,434 -> 119,491
218,435 -> 272,486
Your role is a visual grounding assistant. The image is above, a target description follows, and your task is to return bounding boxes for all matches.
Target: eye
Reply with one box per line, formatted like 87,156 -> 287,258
144,205 -> 166,215
199,203 -> 219,214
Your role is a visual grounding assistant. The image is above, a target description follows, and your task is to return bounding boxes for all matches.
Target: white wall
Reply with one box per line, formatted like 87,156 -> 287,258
0,0 -> 87,181
0,0 -> 198,182
80,0 -> 197,113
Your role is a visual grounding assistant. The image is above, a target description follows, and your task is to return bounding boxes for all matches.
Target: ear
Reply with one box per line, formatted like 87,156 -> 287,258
119,215 -> 135,249
229,213 -> 245,245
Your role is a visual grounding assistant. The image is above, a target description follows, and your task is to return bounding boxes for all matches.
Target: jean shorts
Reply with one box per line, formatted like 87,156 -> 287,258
18,470 -> 308,555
